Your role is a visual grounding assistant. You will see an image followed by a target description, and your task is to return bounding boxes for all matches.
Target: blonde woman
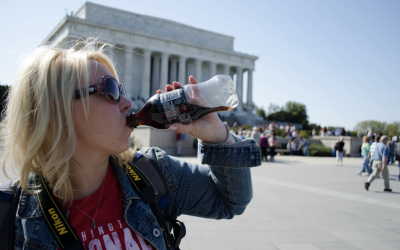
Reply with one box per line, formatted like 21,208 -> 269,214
1,41 -> 260,249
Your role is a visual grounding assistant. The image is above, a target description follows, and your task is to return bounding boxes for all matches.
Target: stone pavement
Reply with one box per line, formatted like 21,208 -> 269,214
176,155 -> 400,250
2,154 -> 400,249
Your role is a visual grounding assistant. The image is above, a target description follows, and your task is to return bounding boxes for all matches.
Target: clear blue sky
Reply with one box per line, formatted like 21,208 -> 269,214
1,0 -> 399,130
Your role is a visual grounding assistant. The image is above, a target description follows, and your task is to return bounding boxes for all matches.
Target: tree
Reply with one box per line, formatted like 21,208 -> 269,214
0,84 -> 10,118
266,111 -> 300,124
284,101 -> 308,126
267,103 -> 281,115
354,120 -> 388,134
255,106 -> 267,120
387,122 -> 400,137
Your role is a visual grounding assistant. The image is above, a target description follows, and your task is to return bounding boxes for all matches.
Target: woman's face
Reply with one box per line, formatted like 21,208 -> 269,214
73,61 -> 133,156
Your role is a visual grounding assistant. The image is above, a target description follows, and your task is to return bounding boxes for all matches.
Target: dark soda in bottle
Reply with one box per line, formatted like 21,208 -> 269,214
126,75 -> 238,129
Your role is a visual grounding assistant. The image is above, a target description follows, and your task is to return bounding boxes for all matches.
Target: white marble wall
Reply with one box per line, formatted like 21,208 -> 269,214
42,2 -> 258,117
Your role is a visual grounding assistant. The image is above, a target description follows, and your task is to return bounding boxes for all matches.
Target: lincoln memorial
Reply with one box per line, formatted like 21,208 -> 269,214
42,2 -> 259,126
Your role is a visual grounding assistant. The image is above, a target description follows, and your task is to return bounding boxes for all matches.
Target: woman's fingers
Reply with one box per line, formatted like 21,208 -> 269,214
157,89 -> 163,94
189,76 -> 198,85
172,81 -> 183,89
165,84 -> 174,92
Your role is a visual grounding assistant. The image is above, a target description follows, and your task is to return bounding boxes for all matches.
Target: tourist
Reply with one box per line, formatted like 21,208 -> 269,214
368,136 -> 379,173
312,128 -> 316,137
176,133 -> 185,156
0,41 -> 260,249
395,138 -> 400,181
291,128 -> 298,140
260,133 -> 269,162
285,123 -> 291,137
250,126 -> 261,146
269,132 -> 277,162
365,136 -> 392,192
298,136 -> 308,156
335,137 -> 345,166
387,137 -> 395,165
357,136 -> 371,175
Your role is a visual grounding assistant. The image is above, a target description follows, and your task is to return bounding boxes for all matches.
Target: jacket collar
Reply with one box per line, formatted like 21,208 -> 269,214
17,158 -> 141,219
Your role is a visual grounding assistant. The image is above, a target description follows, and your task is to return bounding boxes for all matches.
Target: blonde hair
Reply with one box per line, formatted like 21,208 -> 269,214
1,39 -> 135,207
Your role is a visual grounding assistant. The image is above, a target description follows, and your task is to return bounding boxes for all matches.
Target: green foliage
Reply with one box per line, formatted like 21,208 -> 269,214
267,103 -> 281,114
298,130 -> 311,139
266,101 -> 309,127
0,85 -> 10,118
354,120 -> 388,134
255,107 -> 267,120
274,128 -> 287,137
354,120 -> 400,137
267,111 -> 300,124
350,131 -> 358,137
307,144 -> 333,157
387,122 -> 400,137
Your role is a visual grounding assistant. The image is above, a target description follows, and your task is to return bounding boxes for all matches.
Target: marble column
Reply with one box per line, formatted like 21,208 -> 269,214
246,69 -> 254,111
152,54 -> 161,93
160,53 -> 169,90
236,67 -> 243,112
210,62 -> 216,78
124,47 -> 133,102
141,49 -> 152,99
178,56 -> 187,85
223,64 -> 230,75
195,59 -> 202,82
169,58 -> 178,84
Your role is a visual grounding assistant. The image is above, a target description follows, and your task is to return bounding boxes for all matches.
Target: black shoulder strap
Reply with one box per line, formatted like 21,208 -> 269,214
0,180 -> 21,250
35,175 -> 85,250
121,152 -> 186,250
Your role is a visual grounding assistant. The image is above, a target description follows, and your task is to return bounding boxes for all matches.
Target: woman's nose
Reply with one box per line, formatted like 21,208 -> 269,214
120,95 -> 132,111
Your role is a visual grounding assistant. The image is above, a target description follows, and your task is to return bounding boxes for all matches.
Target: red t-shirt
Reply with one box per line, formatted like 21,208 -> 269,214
58,165 -> 155,250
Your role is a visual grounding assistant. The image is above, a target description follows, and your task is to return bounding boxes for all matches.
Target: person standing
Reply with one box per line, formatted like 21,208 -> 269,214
298,136 -> 308,156
269,133 -> 277,162
387,137 -> 395,165
176,133 -> 185,156
335,137 -> 345,166
250,126 -> 261,146
365,136 -> 392,192
357,136 -> 371,175
260,132 -> 269,162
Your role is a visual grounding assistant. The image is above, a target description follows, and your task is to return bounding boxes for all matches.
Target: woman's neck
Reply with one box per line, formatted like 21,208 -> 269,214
69,150 -> 110,200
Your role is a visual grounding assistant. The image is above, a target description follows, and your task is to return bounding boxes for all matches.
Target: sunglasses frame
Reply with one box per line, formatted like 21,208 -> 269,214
73,75 -> 126,103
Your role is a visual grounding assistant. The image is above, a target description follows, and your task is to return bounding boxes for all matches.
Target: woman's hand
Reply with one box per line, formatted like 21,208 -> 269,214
157,76 -> 235,144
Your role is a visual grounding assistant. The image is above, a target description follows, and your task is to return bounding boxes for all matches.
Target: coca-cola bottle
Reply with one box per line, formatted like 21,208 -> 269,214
126,75 -> 238,129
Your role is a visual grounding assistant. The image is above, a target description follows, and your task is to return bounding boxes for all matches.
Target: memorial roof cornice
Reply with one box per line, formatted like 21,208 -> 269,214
41,15 -> 259,61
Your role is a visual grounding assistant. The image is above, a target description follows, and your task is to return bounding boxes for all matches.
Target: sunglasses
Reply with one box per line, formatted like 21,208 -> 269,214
73,75 -> 126,103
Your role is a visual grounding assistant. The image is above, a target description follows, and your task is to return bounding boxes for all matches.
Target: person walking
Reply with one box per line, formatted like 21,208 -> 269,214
0,41 -> 260,249
395,137 -> 400,181
335,137 -> 345,166
269,133 -> 277,162
387,137 -> 395,165
260,132 -> 269,162
357,136 -> 372,175
365,136 -> 392,192
368,136 -> 379,174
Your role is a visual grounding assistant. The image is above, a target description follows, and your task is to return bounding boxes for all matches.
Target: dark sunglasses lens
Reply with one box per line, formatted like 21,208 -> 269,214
121,84 -> 126,97
105,78 -> 120,102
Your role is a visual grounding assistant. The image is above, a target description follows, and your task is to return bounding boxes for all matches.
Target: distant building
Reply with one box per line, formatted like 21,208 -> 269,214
42,2 -> 258,124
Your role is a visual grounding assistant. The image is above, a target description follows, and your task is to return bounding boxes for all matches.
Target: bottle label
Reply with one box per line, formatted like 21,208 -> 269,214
160,89 -> 193,124
160,89 -> 181,104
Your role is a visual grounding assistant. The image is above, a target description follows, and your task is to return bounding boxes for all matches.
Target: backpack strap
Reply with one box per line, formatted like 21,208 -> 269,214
0,179 -> 21,250
120,152 -> 186,250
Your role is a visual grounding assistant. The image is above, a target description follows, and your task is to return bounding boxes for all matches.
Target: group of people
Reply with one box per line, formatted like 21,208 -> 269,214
358,133 -> 400,192
231,122 -> 278,162
319,127 -> 350,137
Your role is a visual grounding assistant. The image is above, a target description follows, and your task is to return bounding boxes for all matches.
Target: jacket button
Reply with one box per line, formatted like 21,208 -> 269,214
153,228 -> 160,237
250,155 -> 255,160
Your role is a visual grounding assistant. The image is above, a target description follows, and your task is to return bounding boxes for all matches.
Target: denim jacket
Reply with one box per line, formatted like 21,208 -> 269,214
14,135 -> 260,250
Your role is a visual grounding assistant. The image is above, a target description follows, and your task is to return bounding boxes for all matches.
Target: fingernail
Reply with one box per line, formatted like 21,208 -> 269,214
168,126 -> 177,131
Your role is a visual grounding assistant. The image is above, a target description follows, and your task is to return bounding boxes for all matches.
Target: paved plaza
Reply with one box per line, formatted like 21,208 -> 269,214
177,155 -> 400,250
1,154 -> 400,249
